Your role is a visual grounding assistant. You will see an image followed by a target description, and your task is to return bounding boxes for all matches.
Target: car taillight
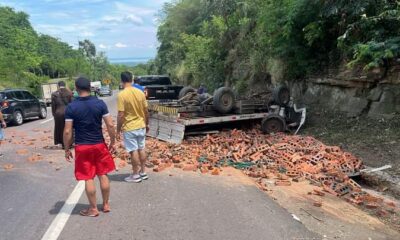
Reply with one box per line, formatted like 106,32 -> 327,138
1,100 -> 9,108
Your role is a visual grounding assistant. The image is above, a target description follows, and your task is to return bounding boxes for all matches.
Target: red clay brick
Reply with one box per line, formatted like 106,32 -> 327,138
275,180 -> 291,186
211,168 -> 220,175
183,164 -> 198,172
313,201 -> 322,207
313,189 -> 325,196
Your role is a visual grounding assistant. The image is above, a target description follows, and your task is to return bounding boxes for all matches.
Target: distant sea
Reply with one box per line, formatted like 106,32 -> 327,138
109,57 -> 151,67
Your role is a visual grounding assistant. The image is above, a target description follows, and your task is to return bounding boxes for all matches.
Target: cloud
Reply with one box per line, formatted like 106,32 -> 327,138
115,42 -> 127,48
102,14 -> 144,26
82,31 -> 94,37
45,0 -> 107,4
125,14 -> 144,25
99,44 -> 108,49
49,12 -> 72,18
115,1 -> 156,16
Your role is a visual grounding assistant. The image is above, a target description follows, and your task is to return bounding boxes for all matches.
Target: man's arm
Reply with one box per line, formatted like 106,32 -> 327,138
144,107 -> 149,132
116,111 -> 124,140
104,115 -> 116,151
63,121 -> 74,162
116,93 -> 125,139
0,112 -> 6,128
51,93 -> 57,116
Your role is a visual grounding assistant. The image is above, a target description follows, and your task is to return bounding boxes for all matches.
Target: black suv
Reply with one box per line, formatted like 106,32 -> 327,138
0,89 -> 47,125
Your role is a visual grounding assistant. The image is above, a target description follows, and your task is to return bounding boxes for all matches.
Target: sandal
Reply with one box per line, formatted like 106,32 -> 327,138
79,209 -> 99,217
102,204 -> 111,213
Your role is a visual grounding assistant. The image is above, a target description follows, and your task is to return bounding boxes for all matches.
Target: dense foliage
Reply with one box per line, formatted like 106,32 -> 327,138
154,0 -> 400,92
0,7 -> 147,96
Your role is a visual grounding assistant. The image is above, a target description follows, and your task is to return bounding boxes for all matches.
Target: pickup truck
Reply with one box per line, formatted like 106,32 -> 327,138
136,75 -> 184,100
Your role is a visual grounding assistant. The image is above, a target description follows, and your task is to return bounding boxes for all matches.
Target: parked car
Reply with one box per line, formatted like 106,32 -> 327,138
99,86 -> 112,96
136,75 -> 184,100
0,89 -> 47,126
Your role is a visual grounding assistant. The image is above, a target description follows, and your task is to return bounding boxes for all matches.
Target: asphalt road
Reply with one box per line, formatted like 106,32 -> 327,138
0,93 -> 318,240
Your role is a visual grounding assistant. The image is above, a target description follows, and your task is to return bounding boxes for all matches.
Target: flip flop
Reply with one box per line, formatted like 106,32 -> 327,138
102,204 -> 111,213
79,209 -> 99,217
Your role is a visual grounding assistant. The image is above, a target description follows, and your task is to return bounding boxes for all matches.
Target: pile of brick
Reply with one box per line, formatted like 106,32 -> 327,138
123,129 -> 397,216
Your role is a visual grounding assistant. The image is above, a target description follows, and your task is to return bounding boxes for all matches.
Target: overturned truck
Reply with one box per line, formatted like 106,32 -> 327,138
147,86 -> 306,144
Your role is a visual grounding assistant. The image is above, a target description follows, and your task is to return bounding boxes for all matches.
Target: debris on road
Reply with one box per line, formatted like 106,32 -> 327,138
3,164 -> 13,171
16,149 -> 29,155
110,128 -> 399,221
27,153 -> 43,162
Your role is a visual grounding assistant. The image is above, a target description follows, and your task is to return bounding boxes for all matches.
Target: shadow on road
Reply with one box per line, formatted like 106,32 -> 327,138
49,201 -> 104,215
108,173 -> 130,182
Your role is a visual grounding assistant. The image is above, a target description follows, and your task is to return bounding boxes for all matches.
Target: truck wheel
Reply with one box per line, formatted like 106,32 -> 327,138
39,106 -> 47,119
261,115 -> 286,134
213,87 -> 235,114
178,87 -> 196,99
13,110 -> 24,126
272,85 -> 290,107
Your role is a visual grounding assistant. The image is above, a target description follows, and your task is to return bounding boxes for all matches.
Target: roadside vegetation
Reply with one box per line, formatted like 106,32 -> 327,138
152,0 -> 400,92
0,6 -> 149,96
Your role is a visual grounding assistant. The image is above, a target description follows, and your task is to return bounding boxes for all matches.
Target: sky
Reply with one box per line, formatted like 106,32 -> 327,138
0,0 -> 170,59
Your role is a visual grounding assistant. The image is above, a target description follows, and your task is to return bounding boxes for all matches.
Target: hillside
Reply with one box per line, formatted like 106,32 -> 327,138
0,7 -> 149,95
152,1 -> 400,92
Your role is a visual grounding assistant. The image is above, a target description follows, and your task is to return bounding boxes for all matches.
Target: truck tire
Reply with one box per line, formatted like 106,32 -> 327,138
178,87 -> 196,99
272,85 -> 290,107
213,87 -> 235,114
261,114 -> 286,134
12,110 -> 24,126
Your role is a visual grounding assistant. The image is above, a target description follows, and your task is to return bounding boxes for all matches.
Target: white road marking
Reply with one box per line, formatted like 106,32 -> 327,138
40,118 -> 54,125
41,181 -> 85,240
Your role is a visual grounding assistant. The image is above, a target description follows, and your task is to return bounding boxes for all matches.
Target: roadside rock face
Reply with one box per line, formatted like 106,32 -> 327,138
340,97 -> 369,117
297,81 -> 400,119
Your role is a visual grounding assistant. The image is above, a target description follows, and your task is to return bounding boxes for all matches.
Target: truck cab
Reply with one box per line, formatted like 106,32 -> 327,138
136,75 -> 183,100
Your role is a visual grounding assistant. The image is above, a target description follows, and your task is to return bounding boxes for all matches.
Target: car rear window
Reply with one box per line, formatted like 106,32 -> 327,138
12,91 -> 25,100
22,91 -> 35,99
137,76 -> 172,86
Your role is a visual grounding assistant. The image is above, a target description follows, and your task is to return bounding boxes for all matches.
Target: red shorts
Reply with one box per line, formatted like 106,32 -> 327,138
74,143 -> 115,180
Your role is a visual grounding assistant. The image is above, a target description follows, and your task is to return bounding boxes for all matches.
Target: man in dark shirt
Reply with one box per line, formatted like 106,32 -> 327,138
63,77 -> 116,217
51,81 -> 72,148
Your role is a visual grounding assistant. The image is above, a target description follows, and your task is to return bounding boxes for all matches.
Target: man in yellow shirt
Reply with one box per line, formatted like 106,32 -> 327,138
117,71 -> 149,183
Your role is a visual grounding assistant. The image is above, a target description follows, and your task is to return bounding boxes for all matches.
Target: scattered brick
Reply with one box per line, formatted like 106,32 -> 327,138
106,128 -> 394,215
3,164 -> 14,171
16,149 -> 29,155
366,203 -> 379,209
313,201 -> 322,207
153,164 -> 167,172
275,180 -> 291,186
183,164 -> 198,172
376,210 -> 389,217
313,189 -> 325,196
211,168 -> 220,175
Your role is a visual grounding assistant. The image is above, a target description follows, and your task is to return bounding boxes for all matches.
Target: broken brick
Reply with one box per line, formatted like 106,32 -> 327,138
16,149 -> 29,155
313,189 -> 325,196
211,168 -> 220,175
183,164 -> 198,172
376,210 -> 389,217
275,180 -> 291,186
153,164 -> 166,172
366,203 -> 379,209
313,201 -> 322,207
3,164 -> 14,171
